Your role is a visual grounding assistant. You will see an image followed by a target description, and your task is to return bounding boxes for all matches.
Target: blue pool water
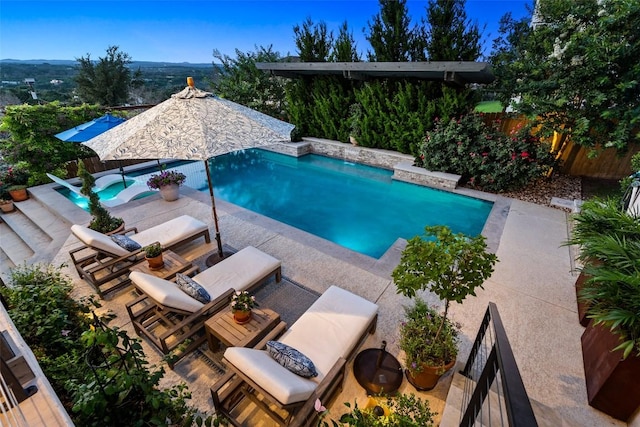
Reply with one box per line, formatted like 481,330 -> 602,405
57,150 -> 493,258
208,150 -> 492,258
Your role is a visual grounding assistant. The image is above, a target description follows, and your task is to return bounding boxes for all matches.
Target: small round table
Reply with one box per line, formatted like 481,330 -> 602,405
353,341 -> 403,395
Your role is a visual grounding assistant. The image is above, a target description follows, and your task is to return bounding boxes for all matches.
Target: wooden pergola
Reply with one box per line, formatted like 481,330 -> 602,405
255,61 -> 495,86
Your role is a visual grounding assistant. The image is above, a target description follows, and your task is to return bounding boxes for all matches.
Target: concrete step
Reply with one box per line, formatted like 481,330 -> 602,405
0,221 -> 33,274
14,198 -> 72,241
0,206 -> 52,255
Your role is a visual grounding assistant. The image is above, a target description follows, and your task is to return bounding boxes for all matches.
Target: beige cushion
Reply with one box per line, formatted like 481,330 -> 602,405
225,347 -> 318,404
130,271 -> 204,312
72,215 -> 207,255
193,246 -> 281,301
131,215 -> 208,248
224,285 -> 378,405
71,224 -> 130,257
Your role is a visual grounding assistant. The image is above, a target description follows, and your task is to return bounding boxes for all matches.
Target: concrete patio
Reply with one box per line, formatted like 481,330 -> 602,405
0,160 -> 634,426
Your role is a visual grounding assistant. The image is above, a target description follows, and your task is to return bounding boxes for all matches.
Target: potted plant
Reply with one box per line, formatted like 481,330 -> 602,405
392,225 -> 497,390
142,242 -> 164,270
146,169 -> 186,202
230,290 -> 257,324
1,165 -> 30,201
7,185 -> 28,202
78,161 -> 124,234
571,199 -> 640,421
0,198 -> 14,213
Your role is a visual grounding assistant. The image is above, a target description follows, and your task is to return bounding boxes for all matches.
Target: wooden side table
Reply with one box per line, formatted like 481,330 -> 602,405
129,250 -> 192,280
205,307 -> 281,351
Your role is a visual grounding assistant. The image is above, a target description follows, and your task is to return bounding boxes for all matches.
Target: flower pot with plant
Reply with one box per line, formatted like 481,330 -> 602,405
146,170 -> 186,202
143,242 -> 164,270
392,225 -> 497,390
569,198 -> 640,421
8,185 -> 28,202
230,290 -> 258,324
0,199 -> 14,213
78,162 -> 124,234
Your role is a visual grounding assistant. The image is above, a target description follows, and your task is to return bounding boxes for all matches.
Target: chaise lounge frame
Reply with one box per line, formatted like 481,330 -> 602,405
211,309 -> 378,426
126,252 -> 282,368
69,223 -> 210,297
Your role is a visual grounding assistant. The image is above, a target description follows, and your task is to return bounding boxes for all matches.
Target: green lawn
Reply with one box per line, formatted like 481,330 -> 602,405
475,101 -> 503,113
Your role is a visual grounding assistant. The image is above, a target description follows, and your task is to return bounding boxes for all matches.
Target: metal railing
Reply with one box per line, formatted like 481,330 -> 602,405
459,303 -> 537,427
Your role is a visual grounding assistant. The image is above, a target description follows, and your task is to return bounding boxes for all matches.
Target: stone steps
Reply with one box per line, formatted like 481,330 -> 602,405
0,193 -> 75,282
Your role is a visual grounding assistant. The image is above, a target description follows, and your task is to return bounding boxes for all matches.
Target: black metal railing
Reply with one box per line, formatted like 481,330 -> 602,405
459,302 -> 537,427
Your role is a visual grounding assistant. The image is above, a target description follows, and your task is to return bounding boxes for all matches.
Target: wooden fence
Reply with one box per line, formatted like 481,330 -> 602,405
481,113 -> 639,180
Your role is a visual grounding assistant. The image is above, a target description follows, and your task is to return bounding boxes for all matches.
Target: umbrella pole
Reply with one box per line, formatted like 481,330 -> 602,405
119,161 -> 127,188
204,159 -> 225,262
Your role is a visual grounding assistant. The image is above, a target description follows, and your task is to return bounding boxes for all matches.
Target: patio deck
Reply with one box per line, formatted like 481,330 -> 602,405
0,174 -> 632,426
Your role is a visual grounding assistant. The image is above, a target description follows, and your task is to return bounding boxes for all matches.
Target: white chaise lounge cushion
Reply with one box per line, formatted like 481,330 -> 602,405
224,285 -> 378,405
193,246 -> 281,301
130,271 -> 204,313
130,215 -> 207,248
226,347 -> 317,404
71,215 -> 208,256
129,246 -> 281,312
71,224 -> 131,257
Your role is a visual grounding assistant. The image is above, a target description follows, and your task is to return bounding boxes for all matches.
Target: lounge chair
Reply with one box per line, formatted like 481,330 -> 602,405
46,172 -> 134,194
126,246 -> 282,367
101,184 -> 157,207
212,285 -> 378,426
69,215 -> 210,297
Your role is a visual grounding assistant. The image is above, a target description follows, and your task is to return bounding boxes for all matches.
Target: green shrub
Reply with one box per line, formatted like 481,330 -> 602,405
419,114 -> 557,192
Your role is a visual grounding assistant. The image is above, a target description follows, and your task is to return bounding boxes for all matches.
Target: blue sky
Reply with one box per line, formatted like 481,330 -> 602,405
1,0 -> 532,64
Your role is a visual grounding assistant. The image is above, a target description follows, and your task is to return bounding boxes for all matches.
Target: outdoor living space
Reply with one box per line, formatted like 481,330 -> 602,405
1,168 -> 629,426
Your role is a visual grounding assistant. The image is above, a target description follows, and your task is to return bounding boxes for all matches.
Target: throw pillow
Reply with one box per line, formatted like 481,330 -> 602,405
110,234 -> 142,252
175,273 -> 211,304
266,341 -> 318,378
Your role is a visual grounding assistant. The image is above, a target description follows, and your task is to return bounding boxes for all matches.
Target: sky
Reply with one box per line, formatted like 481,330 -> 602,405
1,0 -> 533,64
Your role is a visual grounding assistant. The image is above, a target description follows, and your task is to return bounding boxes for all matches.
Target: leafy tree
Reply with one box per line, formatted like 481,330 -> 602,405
212,45 -> 288,118
425,0 -> 483,61
490,0 -> 640,152
75,46 -> 142,106
366,0 -> 425,62
0,102 -> 105,185
330,21 -> 361,62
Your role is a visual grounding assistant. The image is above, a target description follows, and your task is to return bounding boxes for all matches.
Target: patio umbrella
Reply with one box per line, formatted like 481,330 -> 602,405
84,77 -> 294,260
55,114 -> 129,187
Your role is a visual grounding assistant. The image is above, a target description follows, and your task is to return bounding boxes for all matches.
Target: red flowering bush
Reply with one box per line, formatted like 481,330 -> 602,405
418,114 -> 557,192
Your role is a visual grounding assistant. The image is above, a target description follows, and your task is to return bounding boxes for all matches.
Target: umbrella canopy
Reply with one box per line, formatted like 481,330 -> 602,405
55,113 -> 129,188
55,114 -> 125,142
84,78 -> 295,259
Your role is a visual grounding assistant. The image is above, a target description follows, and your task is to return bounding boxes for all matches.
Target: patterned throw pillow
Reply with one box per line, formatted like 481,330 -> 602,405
110,234 -> 142,252
175,273 -> 211,304
266,341 -> 318,378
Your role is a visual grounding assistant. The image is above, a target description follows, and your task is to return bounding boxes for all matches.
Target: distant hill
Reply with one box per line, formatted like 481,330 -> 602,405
0,59 -> 213,68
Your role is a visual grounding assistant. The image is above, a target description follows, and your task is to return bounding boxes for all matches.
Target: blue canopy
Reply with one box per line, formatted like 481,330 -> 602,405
55,114 -> 125,142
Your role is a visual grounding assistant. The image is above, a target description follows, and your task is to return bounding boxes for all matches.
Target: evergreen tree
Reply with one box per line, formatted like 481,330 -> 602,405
425,0 -> 483,61
331,21 -> 360,62
74,46 -> 141,107
366,0 -> 425,62
293,17 -> 333,62
213,45 -> 287,118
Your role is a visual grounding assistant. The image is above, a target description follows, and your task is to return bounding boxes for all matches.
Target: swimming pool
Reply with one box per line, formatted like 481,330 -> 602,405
57,150 -> 493,258
208,150 -> 492,258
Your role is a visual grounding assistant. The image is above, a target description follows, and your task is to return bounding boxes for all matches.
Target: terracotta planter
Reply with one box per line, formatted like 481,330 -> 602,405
159,184 -> 180,201
405,359 -> 455,391
582,322 -> 640,421
146,253 -> 164,270
0,201 -> 14,213
8,188 -> 28,202
233,309 -> 252,325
